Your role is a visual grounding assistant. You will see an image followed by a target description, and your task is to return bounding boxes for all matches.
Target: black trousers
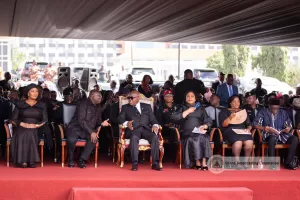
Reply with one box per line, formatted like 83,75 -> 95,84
267,135 -> 298,165
66,129 -> 96,162
127,127 -> 159,165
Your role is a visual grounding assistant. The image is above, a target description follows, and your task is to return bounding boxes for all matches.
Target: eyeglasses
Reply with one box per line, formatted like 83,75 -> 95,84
127,96 -> 138,100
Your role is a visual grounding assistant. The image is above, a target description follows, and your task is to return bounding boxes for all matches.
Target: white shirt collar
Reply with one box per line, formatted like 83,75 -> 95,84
135,102 -> 141,113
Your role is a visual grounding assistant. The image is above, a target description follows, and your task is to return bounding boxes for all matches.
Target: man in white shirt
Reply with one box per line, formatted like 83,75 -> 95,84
205,94 -> 224,127
117,90 -> 161,171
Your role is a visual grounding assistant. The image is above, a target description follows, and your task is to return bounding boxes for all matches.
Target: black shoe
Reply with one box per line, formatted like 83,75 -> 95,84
285,163 -> 296,170
78,158 -> 86,168
68,161 -> 75,168
196,165 -> 202,170
201,166 -> 208,171
152,165 -> 163,171
21,163 -> 27,168
131,164 -> 138,171
28,163 -> 36,168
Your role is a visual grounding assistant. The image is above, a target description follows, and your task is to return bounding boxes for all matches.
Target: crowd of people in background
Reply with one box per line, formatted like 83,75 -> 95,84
0,67 -> 300,171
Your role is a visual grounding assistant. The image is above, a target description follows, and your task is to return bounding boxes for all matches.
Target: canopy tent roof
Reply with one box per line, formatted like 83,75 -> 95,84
1,0 -> 300,46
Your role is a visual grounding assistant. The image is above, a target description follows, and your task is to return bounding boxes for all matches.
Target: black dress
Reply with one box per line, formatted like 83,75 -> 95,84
219,109 -> 252,144
11,101 -> 47,165
171,104 -> 213,168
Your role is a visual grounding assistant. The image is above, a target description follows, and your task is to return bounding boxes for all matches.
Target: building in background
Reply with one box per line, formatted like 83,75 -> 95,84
1,37 -> 299,81
17,38 -> 123,69
0,37 -> 12,77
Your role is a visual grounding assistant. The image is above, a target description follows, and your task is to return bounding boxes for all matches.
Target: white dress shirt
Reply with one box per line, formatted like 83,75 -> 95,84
227,84 -> 233,96
123,102 -> 159,131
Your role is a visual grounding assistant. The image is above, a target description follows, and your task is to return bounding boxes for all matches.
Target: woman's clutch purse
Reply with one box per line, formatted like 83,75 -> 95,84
229,109 -> 247,125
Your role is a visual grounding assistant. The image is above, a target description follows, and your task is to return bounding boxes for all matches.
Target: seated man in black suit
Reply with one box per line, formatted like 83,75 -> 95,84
117,90 -> 162,171
66,90 -> 110,168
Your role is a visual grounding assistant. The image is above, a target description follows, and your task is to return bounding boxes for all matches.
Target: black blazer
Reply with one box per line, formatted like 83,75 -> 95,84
117,103 -> 158,131
212,81 -> 221,92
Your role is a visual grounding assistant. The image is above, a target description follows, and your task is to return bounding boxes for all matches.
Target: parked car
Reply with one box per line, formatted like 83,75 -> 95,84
194,68 -> 218,88
239,76 -> 295,95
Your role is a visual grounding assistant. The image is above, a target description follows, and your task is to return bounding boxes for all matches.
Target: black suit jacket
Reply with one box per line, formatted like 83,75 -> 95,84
117,103 -> 158,132
212,81 -> 221,92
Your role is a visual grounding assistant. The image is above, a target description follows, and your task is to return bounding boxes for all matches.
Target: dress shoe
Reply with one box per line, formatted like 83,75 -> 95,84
78,158 -> 86,168
285,163 -> 296,170
68,161 -> 75,168
28,163 -> 36,168
195,165 -> 202,170
152,165 -> 163,171
131,164 -> 138,171
201,166 -> 208,171
21,163 -> 27,168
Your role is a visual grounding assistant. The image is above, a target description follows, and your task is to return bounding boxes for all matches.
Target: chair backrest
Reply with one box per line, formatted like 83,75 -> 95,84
62,104 -> 77,125
119,94 -> 154,112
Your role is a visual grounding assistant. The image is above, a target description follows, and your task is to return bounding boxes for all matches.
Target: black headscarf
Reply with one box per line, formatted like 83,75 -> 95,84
24,83 -> 39,99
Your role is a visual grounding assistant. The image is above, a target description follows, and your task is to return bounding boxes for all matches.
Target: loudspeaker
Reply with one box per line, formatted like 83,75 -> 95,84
80,68 -> 98,92
57,67 -> 71,91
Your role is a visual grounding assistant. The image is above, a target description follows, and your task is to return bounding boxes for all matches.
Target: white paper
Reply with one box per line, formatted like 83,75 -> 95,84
192,126 -> 207,134
232,129 -> 251,135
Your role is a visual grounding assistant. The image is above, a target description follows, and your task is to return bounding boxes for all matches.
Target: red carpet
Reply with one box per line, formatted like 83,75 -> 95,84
0,160 -> 300,200
68,188 -> 253,200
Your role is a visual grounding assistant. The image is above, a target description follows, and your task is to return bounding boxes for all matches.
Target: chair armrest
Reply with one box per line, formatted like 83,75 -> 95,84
174,128 -> 181,142
57,124 -> 65,139
209,128 -> 216,142
4,120 -> 11,139
96,126 -> 102,134
158,126 -> 163,141
211,128 -> 223,143
255,129 -> 263,143
118,125 -> 125,144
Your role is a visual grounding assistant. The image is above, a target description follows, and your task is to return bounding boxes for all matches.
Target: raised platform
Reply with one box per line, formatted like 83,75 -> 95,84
0,160 -> 299,200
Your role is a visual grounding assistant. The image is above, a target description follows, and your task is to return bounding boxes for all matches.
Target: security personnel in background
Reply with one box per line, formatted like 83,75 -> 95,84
156,90 -> 178,143
243,91 -> 264,123
53,87 -> 77,163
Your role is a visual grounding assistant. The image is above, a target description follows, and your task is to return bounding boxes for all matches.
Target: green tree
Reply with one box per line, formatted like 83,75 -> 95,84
206,45 -> 249,76
251,46 -> 289,81
206,51 -> 224,73
12,48 -> 26,71
284,64 -> 300,87
223,45 -> 249,76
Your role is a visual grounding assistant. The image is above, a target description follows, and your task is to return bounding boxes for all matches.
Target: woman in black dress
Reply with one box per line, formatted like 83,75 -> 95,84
171,91 -> 212,170
219,95 -> 253,169
11,84 -> 47,168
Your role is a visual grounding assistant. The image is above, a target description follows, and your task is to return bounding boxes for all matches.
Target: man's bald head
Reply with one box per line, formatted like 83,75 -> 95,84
128,90 -> 140,106
89,89 -> 102,105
